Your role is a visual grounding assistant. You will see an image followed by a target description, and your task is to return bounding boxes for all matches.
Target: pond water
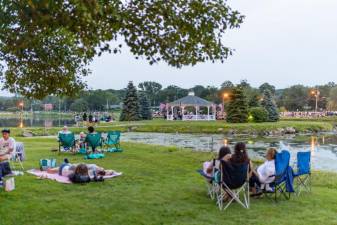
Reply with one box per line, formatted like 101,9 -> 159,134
0,117 -> 76,128
121,132 -> 337,172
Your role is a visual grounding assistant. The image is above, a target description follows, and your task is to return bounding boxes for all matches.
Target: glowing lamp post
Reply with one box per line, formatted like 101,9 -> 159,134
222,92 -> 230,118
18,102 -> 24,112
311,89 -> 320,112
18,101 -> 24,128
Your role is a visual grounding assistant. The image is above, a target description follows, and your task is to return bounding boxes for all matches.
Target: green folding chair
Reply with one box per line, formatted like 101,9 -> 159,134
85,132 -> 103,153
105,131 -> 122,152
58,133 -> 76,153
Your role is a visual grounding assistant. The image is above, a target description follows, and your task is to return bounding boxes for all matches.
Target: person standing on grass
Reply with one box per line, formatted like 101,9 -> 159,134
0,129 -> 16,162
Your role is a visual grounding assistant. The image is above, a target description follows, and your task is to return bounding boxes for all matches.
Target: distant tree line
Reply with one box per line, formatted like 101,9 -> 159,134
1,80 -> 337,113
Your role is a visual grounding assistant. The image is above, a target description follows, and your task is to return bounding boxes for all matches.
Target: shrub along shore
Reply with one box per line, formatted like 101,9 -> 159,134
10,120 -> 334,137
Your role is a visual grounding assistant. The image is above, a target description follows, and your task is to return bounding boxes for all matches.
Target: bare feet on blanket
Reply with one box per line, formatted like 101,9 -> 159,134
104,170 -> 117,176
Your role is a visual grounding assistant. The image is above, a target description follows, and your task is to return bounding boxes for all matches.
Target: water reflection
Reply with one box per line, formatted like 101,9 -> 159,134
311,136 -> 316,157
223,138 -> 228,146
0,117 -> 75,128
121,132 -> 337,172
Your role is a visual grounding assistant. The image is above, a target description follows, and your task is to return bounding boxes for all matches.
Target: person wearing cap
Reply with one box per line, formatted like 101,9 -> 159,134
0,129 -> 16,162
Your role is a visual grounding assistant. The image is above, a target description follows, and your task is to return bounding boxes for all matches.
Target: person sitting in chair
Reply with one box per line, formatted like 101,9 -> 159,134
87,126 -> 96,134
219,142 -> 251,202
86,126 -> 99,153
250,148 -> 277,194
204,146 -> 232,177
58,126 -> 72,135
0,129 -> 16,162
225,142 -> 252,185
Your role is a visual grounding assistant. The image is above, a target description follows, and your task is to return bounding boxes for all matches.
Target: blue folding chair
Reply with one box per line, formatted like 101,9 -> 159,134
293,151 -> 311,196
265,150 -> 294,201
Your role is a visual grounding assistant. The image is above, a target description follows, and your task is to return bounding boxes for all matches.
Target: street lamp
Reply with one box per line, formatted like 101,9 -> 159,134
310,89 -> 320,112
222,92 -> 230,118
18,101 -> 24,128
18,102 -> 24,113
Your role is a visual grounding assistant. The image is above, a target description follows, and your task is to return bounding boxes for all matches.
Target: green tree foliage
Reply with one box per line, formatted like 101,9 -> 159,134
248,93 -> 261,108
203,86 -> 220,103
192,85 -> 207,97
138,92 -> 152,120
81,90 -> 116,111
192,85 -> 220,103
328,86 -> 337,110
236,80 -> 261,109
220,80 -> 234,89
158,85 -> 189,102
70,99 -> 89,112
261,90 -> 279,122
279,85 -> 309,111
120,81 -> 140,121
0,0 -> 244,99
226,86 -> 248,123
138,81 -> 162,106
259,83 -> 276,95
249,107 -> 268,123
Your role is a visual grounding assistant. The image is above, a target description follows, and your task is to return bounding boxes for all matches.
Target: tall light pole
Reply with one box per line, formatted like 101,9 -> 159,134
223,92 -> 229,118
18,101 -> 24,128
311,89 -> 320,112
18,101 -> 24,114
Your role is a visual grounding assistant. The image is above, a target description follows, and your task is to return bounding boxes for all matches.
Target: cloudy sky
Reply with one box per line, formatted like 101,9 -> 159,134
87,0 -> 337,90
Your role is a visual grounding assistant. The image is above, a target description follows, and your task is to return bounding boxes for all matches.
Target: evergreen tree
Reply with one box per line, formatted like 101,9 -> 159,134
139,92 -> 152,120
261,90 -> 279,122
248,93 -> 261,108
226,86 -> 249,123
120,81 -> 140,121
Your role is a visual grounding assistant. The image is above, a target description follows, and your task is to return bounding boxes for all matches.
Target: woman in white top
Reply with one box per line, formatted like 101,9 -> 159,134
257,148 -> 276,191
250,148 -> 277,195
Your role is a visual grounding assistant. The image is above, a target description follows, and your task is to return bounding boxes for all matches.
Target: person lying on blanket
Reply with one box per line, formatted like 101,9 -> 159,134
47,159 -> 116,183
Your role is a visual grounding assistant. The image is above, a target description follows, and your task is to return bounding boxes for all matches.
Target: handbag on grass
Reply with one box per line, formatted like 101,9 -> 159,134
39,159 -> 57,171
4,177 -> 15,192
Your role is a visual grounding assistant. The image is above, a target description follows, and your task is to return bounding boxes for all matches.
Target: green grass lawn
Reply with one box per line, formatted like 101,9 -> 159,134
10,120 -> 334,137
1,138 -> 337,225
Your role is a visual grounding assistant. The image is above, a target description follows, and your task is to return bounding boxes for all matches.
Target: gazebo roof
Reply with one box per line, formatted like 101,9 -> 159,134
169,92 -> 214,106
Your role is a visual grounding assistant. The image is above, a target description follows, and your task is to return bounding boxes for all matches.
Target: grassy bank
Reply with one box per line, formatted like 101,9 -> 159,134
281,117 -> 337,125
1,138 -> 337,225
10,120 -> 334,136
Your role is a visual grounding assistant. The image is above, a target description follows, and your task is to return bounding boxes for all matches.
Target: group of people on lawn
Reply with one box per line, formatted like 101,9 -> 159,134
57,126 -> 115,183
58,125 -> 100,153
0,127 -> 113,185
203,142 -> 276,196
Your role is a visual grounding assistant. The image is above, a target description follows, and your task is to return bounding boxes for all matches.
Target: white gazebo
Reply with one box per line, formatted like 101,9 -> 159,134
166,92 -> 216,121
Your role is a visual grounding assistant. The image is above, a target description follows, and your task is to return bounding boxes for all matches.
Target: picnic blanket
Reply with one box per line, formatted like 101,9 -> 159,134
27,169 -> 122,184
